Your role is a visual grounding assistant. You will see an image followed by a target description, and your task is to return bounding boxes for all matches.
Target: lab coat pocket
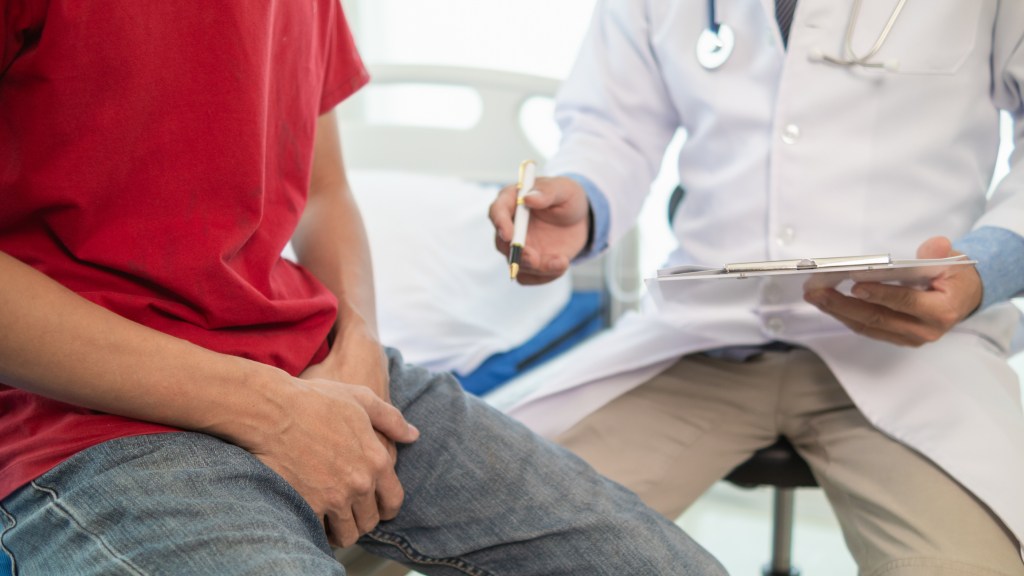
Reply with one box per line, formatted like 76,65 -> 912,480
849,0 -> 983,75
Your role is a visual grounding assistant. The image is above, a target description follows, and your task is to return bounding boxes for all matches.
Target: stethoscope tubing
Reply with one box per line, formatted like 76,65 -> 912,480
699,0 -> 908,71
707,0 -> 719,34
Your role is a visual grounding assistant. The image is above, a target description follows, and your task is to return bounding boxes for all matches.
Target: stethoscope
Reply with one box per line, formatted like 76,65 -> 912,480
695,0 -> 735,70
697,0 -> 909,71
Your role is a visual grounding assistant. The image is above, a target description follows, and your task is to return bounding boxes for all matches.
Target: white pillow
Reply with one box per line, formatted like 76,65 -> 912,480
348,169 -> 572,375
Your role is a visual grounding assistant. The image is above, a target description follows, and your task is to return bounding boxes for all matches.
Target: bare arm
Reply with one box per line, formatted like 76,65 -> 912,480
0,249 -> 286,438
291,111 -> 388,402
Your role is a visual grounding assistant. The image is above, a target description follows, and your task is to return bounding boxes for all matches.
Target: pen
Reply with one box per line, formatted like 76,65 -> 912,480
509,160 -> 535,280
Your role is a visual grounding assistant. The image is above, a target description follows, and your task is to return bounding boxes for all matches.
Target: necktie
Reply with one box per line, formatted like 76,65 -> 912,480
775,0 -> 798,46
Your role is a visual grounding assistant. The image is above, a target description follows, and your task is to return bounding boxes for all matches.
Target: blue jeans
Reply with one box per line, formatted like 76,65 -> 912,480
0,350 -> 725,575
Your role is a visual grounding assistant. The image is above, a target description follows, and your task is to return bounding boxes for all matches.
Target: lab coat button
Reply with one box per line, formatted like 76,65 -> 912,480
781,124 -> 801,144
766,317 -> 785,335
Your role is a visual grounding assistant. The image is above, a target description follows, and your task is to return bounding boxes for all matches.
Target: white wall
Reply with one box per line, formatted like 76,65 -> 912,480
343,0 -> 596,78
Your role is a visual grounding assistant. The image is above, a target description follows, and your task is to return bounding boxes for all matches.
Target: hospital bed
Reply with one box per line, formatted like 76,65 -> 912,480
336,64 -> 641,396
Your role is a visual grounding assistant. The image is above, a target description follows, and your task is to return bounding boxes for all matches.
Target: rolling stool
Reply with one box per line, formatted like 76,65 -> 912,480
725,436 -> 818,576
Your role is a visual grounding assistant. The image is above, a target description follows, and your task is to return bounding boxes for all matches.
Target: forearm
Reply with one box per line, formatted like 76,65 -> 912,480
564,173 -> 609,261
292,182 -> 377,341
292,112 -> 378,340
0,250 -> 289,448
289,111 -> 388,399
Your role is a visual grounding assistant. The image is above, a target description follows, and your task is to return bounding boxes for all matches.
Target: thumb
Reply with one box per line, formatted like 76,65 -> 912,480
916,236 -> 954,259
522,187 -> 558,211
365,399 -> 420,444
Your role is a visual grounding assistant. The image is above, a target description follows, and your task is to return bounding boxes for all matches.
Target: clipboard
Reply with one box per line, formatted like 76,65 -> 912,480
653,253 -> 977,291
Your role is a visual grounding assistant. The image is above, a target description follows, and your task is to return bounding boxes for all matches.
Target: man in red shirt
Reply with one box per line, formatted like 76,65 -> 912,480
0,2 -> 724,574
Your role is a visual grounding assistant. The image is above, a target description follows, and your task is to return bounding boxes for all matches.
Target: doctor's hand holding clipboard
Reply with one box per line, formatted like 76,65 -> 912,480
653,234 -> 985,348
803,236 -> 984,347
489,166 -> 591,286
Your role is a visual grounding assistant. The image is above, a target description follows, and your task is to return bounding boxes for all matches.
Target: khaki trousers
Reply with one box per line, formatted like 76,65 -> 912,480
557,349 -> 1023,576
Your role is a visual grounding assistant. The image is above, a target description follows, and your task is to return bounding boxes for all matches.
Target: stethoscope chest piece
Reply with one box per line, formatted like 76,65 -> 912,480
696,24 -> 734,70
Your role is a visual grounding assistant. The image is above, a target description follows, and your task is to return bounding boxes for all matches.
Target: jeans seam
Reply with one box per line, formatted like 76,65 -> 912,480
0,502 -> 17,576
29,481 -> 149,576
363,529 -> 495,576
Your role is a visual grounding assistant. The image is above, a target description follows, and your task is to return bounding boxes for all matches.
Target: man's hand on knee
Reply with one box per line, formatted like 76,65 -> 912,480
243,378 -> 419,547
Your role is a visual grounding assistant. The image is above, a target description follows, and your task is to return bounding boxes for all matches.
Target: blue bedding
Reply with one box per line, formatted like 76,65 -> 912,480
454,291 -> 605,396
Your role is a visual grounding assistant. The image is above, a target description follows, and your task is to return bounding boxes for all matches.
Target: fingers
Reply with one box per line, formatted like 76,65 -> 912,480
805,287 -> 944,346
916,235 -> 953,259
489,177 -> 590,287
510,247 -> 571,285
360,389 -> 419,444
489,178 -> 584,243
325,509 -> 361,548
805,232 -> 983,348
805,236 -> 978,347
325,496 -> 381,548
850,282 -> 922,315
489,184 -> 520,246
376,431 -> 398,464
343,432 -> 403,530
321,431 -> 402,547
256,380 -> 415,549
352,484 -> 382,535
342,394 -> 409,527
370,430 -> 402,519
849,282 -> 962,331
374,463 -> 406,521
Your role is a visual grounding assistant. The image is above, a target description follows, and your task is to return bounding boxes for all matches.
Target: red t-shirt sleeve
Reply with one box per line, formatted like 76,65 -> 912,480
320,2 -> 370,114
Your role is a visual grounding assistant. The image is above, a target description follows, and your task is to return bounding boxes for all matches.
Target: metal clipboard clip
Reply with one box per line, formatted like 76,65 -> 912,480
723,254 -> 892,274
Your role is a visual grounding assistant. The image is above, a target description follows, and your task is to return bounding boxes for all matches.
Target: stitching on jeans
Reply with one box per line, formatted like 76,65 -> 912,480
29,481 -> 149,576
0,503 -> 18,576
363,529 -> 495,576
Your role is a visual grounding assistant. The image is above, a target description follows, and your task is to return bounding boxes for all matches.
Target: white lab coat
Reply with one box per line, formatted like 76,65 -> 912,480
504,0 -> 1024,558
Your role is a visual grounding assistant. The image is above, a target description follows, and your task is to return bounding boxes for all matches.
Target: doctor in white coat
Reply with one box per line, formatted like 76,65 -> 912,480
490,0 -> 1024,573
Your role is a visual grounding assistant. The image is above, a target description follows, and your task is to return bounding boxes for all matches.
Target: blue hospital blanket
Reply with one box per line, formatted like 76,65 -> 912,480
454,291 -> 605,396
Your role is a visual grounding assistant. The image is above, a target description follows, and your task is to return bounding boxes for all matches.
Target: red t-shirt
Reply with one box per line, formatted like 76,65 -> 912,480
0,1 -> 369,499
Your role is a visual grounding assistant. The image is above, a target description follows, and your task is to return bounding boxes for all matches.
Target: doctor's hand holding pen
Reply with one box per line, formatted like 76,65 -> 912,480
489,164 -> 591,286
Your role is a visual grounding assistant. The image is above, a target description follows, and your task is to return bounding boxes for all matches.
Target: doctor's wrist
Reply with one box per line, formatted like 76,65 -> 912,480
563,173 -> 610,262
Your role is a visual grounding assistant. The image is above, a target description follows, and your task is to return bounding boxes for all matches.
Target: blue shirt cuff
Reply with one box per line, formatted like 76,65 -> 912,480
952,226 -> 1024,311
563,173 -> 610,262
